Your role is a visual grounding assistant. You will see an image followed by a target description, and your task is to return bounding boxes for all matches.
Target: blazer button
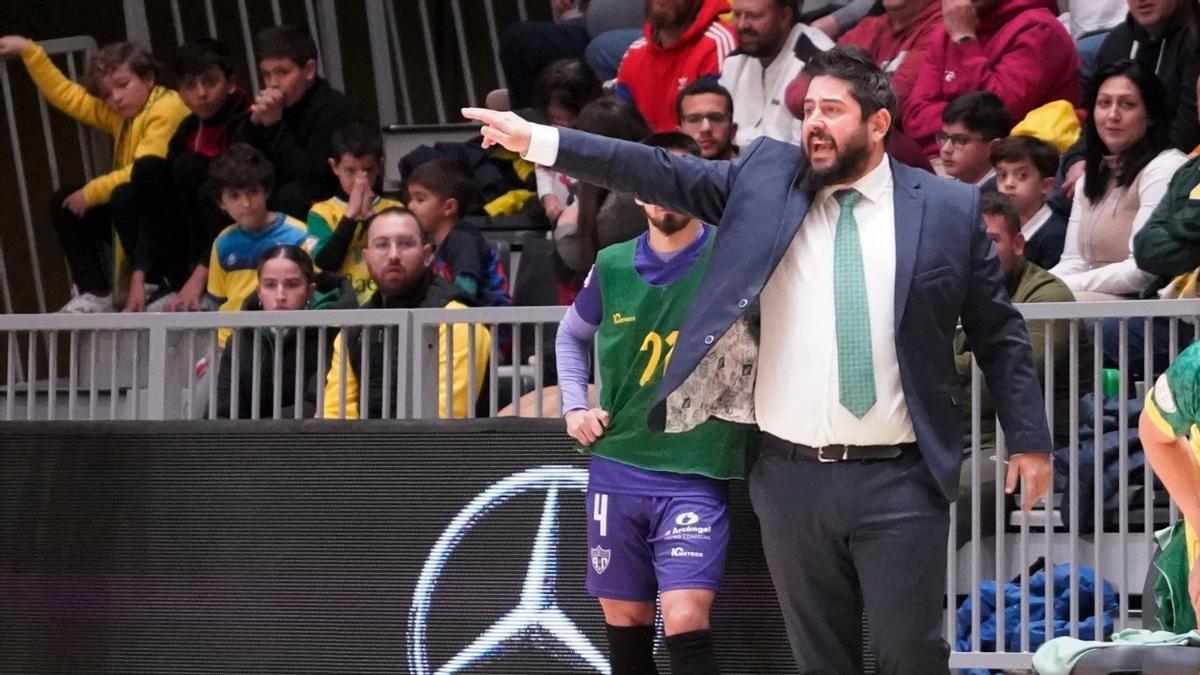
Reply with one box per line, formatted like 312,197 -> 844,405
737,298 -> 749,309
704,335 -> 715,345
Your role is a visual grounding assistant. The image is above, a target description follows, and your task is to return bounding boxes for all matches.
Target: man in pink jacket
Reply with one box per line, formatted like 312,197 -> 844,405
901,0 -> 1080,157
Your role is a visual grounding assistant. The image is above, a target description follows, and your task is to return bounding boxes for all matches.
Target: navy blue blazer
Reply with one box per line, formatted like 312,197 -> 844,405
551,128 -> 1052,499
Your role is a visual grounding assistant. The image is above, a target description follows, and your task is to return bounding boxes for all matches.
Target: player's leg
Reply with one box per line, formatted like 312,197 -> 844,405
587,488 -> 660,675
652,495 -> 729,675
598,598 -> 658,675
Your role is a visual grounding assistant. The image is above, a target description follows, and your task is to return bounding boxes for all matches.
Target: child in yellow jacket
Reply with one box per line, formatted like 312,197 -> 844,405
0,36 -> 190,312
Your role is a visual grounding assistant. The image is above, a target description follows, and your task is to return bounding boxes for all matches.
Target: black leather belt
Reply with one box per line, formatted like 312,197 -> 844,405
763,435 -> 912,463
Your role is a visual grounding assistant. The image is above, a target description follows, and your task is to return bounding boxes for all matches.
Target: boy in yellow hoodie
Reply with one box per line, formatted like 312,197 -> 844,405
0,36 -> 190,312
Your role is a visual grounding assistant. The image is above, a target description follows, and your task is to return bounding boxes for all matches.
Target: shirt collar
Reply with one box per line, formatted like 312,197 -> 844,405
819,153 -> 892,205
1022,204 -> 1053,239
974,168 -> 996,188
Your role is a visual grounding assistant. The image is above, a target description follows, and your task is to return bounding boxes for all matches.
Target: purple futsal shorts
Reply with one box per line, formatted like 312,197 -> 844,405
585,488 -> 730,601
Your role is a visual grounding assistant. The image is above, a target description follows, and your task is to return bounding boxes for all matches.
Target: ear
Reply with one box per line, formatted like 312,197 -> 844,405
443,197 -> 459,218
870,108 -> 892,142
328,157 -> 339,172
301,58 -> 318,81
1012,232 -> 1026,259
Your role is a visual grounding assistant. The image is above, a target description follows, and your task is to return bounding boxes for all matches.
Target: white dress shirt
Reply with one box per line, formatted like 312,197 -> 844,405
756,155 -> 916,446
1022,204 -> 1054,242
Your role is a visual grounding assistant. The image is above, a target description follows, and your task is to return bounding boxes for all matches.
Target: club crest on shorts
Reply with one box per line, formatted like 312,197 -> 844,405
591,545 -> 611,575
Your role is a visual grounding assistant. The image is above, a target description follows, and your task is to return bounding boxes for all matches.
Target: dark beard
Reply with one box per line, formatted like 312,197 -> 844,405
649,213 -> 692,235
798,128 -> 873,192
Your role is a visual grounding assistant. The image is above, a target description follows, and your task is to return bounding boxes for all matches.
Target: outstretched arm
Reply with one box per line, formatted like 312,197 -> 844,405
462,107 -> 735,226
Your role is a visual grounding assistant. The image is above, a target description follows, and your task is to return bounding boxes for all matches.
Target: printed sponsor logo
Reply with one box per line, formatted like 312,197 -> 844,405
670,546 -> 703,558
611,313 -> 637,325
674,512 -> 700,526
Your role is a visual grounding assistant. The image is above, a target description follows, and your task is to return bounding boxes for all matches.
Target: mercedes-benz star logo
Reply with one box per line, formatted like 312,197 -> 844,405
407,466 -> 609,674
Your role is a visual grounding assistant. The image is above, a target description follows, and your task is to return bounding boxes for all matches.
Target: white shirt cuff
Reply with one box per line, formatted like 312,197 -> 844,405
523,123 -> 560,167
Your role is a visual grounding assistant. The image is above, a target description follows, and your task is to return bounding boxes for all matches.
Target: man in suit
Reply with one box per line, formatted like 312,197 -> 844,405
465,46 -> 1052,674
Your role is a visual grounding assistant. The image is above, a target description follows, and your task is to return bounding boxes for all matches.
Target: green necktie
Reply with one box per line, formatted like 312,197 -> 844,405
833,189 -> 876,418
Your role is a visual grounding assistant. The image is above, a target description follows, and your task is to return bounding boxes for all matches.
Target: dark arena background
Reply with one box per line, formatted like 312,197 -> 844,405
0,419 -> 800,673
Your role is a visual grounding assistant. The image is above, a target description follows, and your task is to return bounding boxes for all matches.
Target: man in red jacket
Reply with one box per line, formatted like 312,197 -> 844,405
900,0 -> 1079,157
837,0 -> 942,111
615,0 -> 737,132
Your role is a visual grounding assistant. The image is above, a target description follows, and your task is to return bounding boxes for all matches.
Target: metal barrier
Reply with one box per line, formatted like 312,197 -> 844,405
3,298 -> 1199,668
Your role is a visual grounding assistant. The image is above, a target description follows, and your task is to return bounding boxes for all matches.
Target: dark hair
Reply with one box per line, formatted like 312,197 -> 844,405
406,158 -> 476,217
84,42 -> 161,98
575,96 -> 652,142
257,244 -> 316,283
255,25 -> 318,66
674,79 -> 735,122
364,206 -> 435,247
942,91 -> 1011,140
330,121 -> 384,160
531,58 -> 602,123
173,38 -> 235,80
1082,60 -> 1172,204
642,131 -> 702,157
206,143 -> 274,197
801,46 -> 896,126
989,135 -> 1060,179
980,190 -> 1021,237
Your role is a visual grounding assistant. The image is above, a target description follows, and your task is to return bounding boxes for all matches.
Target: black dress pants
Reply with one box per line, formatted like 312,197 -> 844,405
749,435 -> 952,674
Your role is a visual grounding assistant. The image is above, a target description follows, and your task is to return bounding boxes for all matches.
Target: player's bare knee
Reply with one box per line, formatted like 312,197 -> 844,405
661,602 -> 710,635
599,599 -> 655,626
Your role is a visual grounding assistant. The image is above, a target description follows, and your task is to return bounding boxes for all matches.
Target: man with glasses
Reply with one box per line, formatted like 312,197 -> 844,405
937,91 -> 1010,186
676,81 -> 740,160
719,0 -> 833,146
320,207 -> 490,420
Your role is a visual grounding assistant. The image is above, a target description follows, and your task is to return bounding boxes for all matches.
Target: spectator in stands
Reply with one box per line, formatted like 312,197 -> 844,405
676,80 -> 739,160
991,135 -> 1068,269
321,208 -> 490,419
554,96 -> 653,278
215,245 -> 355,419
1116,76 -> 1200,381
1061,0 -> 1200,199
205,144 -> 309,347
938,91 -> 1010,187
406,158 -> 512,307
955,192 -> 1079,448
902,0 -> 1080,157
614,0 -> 736,132
237,25 -> 349,220
531,59 -> 603,225
719,0 -> 833,146
499,0 -> 643,110
798,0 -> 876,39
152,39 -> 251,313
837,0 -> 942,110
0,35 -> 190,313
954,191 -> 1083,546
1057,0 -> 1129,80
1050,60 -> 1187,300
307,122 -> 404,305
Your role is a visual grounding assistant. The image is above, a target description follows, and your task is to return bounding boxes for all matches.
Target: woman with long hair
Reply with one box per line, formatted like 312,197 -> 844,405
1051,60 -> 1187,300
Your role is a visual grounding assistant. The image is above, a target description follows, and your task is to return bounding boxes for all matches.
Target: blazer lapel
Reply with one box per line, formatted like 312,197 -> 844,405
892,161 -> 924,330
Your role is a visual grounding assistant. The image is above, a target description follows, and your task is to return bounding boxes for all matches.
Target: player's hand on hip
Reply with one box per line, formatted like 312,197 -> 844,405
461,107 -> 532,155
1006,452 -> 1052,513
565,407 -> 610,446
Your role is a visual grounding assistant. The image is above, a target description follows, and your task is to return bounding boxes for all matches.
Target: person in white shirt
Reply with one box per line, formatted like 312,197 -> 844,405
720,0 -> 833,146
1050,60 -> 1187,300
464,45 -> 1052,675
